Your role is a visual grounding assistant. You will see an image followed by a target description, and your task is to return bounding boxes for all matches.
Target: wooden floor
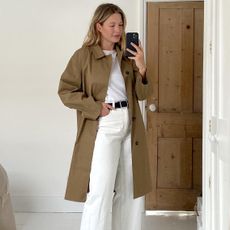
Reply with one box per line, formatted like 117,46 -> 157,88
15,212 -> 197,230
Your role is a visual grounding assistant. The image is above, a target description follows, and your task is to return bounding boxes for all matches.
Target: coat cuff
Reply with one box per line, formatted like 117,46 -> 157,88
81,99 -> 102,120
135,75 -> 149,101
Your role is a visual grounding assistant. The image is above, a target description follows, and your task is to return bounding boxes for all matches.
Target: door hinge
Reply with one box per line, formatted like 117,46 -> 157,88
209,41 -> 212,54
209,116 -> 217,135
208,117 -> 218,145
209,176 -> 211,189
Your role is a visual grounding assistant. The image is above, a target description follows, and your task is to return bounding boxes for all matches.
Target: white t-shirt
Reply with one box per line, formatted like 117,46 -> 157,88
103,50 -> 128,103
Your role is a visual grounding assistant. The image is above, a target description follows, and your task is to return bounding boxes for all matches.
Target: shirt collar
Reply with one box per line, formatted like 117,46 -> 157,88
91,44 -> 123,62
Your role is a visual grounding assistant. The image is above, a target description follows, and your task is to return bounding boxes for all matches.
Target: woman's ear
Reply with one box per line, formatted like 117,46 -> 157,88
96,23 -> 102,32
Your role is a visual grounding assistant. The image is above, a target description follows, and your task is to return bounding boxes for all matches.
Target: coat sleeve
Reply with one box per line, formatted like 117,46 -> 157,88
58,50 -> 102,120
132,60 -> 151,101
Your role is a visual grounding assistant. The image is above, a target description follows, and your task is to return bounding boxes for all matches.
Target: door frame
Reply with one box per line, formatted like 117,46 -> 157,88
140,0 -> 214,228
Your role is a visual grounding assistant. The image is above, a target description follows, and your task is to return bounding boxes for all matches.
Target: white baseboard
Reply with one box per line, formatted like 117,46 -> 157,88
12,196 -> 84,213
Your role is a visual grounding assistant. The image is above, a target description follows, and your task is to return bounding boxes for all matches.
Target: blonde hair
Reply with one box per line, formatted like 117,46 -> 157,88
83,3 -> 126,50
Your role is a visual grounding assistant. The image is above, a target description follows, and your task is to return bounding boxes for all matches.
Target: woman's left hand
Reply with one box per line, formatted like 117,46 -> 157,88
126,41 -> 147,77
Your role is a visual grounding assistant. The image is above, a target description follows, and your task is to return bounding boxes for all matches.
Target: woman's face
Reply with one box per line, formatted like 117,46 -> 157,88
97,13 -> 124,49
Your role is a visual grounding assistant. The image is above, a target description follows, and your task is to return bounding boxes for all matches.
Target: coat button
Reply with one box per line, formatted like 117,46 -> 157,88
132,117 -> 136,121
135,141 -> 139,145
125,71 -> 129,75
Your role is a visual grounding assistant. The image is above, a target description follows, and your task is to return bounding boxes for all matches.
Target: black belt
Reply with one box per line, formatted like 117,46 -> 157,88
108,100 -> 128,109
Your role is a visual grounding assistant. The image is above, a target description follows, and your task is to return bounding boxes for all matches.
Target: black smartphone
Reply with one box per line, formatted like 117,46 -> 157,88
125,32 -> 139,57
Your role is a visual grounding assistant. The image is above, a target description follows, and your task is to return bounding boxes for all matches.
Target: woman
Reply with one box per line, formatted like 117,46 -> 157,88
58,3 -> 152,230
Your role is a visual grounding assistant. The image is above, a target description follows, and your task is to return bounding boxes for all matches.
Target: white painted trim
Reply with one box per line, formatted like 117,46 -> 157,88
203,0 -> 228,229
145,0 -> 202,2
12,196 -> 83,213
202,0 -> 212,228
138,0 -> 147,123
146,210 -> 196,216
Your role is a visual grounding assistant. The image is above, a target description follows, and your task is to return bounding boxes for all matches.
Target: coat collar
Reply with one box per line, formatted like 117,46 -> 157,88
91,45 -> 105,59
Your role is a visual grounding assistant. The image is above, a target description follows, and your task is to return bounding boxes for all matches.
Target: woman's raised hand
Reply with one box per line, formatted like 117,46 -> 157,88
126,41 -> 147,77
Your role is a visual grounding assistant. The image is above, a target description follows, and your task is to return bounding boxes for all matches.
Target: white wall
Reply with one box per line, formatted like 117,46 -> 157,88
203,0 -> 230,229
0,0 -> 140,212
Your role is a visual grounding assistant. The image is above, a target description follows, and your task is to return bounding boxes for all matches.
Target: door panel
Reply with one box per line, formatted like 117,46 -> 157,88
146,2 -> 203,210
194,8 -> 204,113
193,138 -> 202,190
158,138 -> 193,189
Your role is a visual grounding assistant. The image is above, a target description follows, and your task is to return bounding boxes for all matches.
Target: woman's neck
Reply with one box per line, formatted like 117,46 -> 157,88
100,40 -> 115,51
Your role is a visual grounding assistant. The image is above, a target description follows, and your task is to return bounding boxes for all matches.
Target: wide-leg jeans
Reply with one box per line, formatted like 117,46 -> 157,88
80,107 -> 144,230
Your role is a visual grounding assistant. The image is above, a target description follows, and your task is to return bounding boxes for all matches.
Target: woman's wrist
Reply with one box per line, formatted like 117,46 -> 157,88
139,66 -> 147,77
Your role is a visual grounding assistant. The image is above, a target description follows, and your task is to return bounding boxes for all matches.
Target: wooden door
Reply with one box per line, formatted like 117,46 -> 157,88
145,2 -> 203,210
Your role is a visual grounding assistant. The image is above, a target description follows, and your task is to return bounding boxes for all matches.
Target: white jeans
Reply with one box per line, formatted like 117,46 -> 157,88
80,107 -> 144,230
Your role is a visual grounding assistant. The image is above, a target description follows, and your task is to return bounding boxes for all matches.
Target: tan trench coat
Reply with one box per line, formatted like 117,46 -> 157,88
0,164 -> 16,230
58,44 -> 153,202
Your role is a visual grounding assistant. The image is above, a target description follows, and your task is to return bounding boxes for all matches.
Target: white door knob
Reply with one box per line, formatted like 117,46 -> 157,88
149,104 -> 157,112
